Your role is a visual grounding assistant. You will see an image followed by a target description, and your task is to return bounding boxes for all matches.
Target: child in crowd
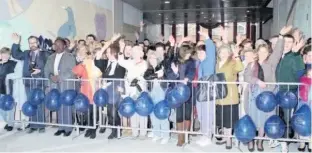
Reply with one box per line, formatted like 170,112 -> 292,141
0,47 -> 17,131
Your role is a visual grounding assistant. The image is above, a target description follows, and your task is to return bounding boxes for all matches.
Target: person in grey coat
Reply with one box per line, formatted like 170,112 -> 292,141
44,38 -> 76,137
244,26 -> 291,151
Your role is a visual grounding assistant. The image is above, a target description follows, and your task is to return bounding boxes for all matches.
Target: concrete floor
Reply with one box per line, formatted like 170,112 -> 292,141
0,125 -> 304,152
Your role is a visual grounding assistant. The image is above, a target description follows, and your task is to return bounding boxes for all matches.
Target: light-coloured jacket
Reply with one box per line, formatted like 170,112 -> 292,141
118,58 -> 147,99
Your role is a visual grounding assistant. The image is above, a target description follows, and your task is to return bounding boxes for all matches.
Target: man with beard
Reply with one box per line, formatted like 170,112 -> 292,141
11,33 -> 50,133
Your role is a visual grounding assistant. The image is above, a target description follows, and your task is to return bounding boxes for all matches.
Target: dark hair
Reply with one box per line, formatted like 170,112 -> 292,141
303,45 -> 311,55
178,44 -> 193,63
64,38 -> 70,45
155,42 -> 165,50
28,36 -> 39,42
270,35 -> 279,39
306,38 -> 311,45
148,45 -> 156,51
110,44 -> 120,59
284,34 -> 295,42
78,39 -> 86,44
86,34 -> 97,41
196,45 -> 206,51
54,37 -> 66,45
144,39 -> 149,42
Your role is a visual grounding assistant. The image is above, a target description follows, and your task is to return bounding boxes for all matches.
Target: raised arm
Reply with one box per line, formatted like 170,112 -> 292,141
11,33 -> 26,60
268,26 -> 292,67
199,29 -> 216,76
95,33 -> 121,60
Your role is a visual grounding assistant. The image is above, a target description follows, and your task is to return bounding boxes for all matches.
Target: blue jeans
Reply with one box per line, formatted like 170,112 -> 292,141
150,113 -> 169,138
0,94 -> 15,127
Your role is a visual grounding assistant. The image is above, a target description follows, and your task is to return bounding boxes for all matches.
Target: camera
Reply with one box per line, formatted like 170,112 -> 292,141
29,61 -> 37,73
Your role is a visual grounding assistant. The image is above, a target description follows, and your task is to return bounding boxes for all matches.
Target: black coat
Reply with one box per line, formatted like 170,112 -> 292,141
0,60 -> 17,94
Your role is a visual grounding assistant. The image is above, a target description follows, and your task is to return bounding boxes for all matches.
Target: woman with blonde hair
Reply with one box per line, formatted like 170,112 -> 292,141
72,46 -> 102,139
215,44 -> 243,149
242,48 -> 265,151
143,50 -> 169,144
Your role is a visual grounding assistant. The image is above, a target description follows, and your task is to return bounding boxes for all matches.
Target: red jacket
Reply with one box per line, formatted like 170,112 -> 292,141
299,76 -> 312,102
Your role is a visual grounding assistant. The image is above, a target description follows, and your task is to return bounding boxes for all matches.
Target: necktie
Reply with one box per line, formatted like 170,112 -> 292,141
31,51 -> 37,62
105,61 -> 112,75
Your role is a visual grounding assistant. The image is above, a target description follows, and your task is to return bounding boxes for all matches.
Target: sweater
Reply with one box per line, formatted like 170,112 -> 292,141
198,38 -> 216,79
276,52 -> 305,91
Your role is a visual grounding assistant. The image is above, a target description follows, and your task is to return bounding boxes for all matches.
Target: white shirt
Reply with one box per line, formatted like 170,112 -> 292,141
106,60 -> 117,76
54,52 -> 64,75
31,50 -> 40,62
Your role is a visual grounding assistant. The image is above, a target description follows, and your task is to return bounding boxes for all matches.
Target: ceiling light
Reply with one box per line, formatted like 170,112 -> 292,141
246,10 -> 250,13
164,1 -> 170,4
201,12 -> 204,14
204,16 -> 207,18
158,13 -> 161,16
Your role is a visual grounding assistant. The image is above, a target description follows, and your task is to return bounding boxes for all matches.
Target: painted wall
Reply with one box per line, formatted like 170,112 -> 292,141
272,0 -> 311,38
0,0 -> 113,50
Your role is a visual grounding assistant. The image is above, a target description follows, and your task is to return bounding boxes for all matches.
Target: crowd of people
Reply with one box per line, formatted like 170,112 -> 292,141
0,22 -> 311,153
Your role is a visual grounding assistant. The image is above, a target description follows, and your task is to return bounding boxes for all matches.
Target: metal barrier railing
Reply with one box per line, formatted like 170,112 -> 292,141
3,77 -> 311,144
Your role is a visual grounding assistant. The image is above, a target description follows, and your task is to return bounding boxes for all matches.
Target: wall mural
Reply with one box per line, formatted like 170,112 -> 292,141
0,0 -> 113,50
94,13 -> 107,41
0,0 -> 33,20
57,6 -> 77,39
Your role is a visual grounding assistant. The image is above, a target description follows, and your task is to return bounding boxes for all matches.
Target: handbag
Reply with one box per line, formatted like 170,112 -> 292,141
196,73 -> 228,102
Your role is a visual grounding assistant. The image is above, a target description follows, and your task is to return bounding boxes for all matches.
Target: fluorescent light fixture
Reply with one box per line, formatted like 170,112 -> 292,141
164,1 -> 170,4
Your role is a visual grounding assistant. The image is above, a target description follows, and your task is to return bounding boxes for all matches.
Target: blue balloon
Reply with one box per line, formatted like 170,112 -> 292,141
154,100 -> 170,120
0,95 -> 15,111
166,89 -> 183,108
256,91 -> 277,112
264,115 -> 286,139
291,104 -> 311,136
175,84 -> 191,103
93,89 -> 109,107
74,93 -> 90,113
119,97 -> 136,117
22,102 -> 37,117
30,88 -> 45,105
277,91 -> 298,109
135,92 -> 154,116
45,89 -> 61,111
61,90 -> 77,106
234,115 -> 256,143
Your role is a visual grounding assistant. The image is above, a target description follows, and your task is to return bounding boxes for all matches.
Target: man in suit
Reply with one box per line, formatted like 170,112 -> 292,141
11,33 -> 50,133
44,37 -> 76,136
95,44 -> 126,139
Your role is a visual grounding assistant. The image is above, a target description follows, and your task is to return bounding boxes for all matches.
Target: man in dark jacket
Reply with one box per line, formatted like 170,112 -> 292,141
11,33 -> 50,133
276,34 -> 305,151
95,44 -> 126,139
0,47 -> 17,131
